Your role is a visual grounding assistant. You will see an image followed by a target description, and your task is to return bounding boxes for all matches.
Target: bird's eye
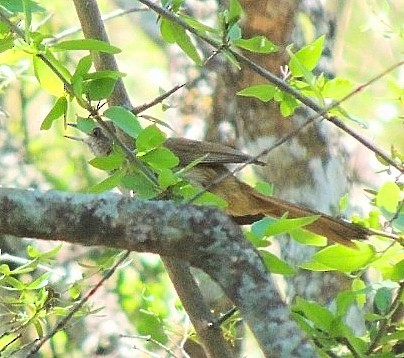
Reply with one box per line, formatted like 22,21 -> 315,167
92,127 -> 102,137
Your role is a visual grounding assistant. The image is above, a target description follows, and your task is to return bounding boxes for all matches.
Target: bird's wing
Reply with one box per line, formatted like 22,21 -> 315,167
165,137 -> 265,166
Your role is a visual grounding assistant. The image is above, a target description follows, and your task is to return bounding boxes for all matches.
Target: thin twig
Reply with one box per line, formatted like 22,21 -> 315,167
132,83 -> 186,114
26,251 -> 131,356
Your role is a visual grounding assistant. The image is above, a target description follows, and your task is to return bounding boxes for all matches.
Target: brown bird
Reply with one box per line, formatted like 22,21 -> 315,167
68,123 -> 371,247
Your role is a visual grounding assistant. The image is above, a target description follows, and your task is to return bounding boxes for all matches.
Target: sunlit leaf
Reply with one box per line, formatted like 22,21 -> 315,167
137,125 -> 166,153
312,242 -> 376,272
233,36 -> 278,54
288,35 -> 325,77
33,55 -> 65,96
375,181 -> 400,212
237,84 -> 277,102
103,106 -> 142,139
259,250 -> 296,275
52,39 -> 121,54
40,96 -> 67,130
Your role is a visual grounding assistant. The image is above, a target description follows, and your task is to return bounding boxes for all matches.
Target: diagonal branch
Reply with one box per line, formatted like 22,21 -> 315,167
0,186 -> 315,357
136,0 -> 404,173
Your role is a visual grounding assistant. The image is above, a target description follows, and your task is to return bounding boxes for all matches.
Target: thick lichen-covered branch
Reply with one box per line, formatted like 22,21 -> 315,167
0,187 -> 314,356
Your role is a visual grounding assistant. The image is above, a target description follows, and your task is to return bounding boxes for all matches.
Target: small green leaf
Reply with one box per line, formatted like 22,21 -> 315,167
178,184 -> 228,208
259,250 -> 296,275
84,70 -> 126,80
237,84 -> 277,102
228,0 -> 243,25
72,55 -> 92,79
121,173 -> 159,199
300,261 -> 333,271
1,0 -> 44,13
390,259 -> 404,281
288,35 -> 325,77
262,215 -> 320,237
292,297 -> 334,332
374,287 -> 392,315
233,36 -> 278,54
40,96 -> 67,130
76,117 -> 96,133
160,19 -> 202,65
290,229 -> 327,246
103,106 -> 142,138
69,283 -> 81,299
352,278 -> 367,308
376,181 -> 400,212
322,78 -> 354,100
84,77 -> 117,101
26,272 -> 50,290
158,169 -> 179,189
253,181 -> 273,196
33,55 -> 66,96
89,170 -> 125,193
312,242 -> 376,272
279,92 -> 299,116
136,125 -> 166,153
141,147 -> 179,169
89,151 -> 124,171
52,39 -> 121,54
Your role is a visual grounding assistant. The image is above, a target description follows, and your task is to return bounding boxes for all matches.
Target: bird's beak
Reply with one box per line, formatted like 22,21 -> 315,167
64,135 -> 83,142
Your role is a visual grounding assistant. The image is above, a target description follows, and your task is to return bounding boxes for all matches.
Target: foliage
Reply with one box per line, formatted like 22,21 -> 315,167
0,0 -> 403,356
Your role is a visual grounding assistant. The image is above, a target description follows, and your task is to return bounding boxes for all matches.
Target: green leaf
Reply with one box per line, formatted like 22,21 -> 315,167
322,78 -> 354,100
253,181 -> 274,196
158,169 -> 179,189
141,147 -> 179,170
390,259 -> 404,281
299,261 -> 333,271
1,0 -> 44,13
352,278 -> 367,308
279,92 -> 299,116
89,170 -> 125,193
259,250 -> 296,275
292,297 -> 334,332
76,117 -> 96,133
376,181 -> 400,212
288,35 -> 325,77
374,287 -> 392,315
84,77 -> 117,101
233,36 -> 278,54
103,106 -> 142,139
89,151 -> 124,171
136,125 -> 166,153
72,55 -> 92,79
228,0 -> 243,25
83,70 -> 126,80
33,55 -> 66,96
160,19 -> 202,66
312,242 -> 376,272
258,215 -> 320,237
52,39 -> 121,54
237,84 -> 277,102
26,272 -> 50,290
178,184 -> 228,209
121,173 -> 159,199
40,96 -> 67,130
290,229 -> 327,246
32,244 -> 62,260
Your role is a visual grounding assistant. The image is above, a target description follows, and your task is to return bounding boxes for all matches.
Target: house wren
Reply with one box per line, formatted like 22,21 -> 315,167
69,123 -> 371,247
